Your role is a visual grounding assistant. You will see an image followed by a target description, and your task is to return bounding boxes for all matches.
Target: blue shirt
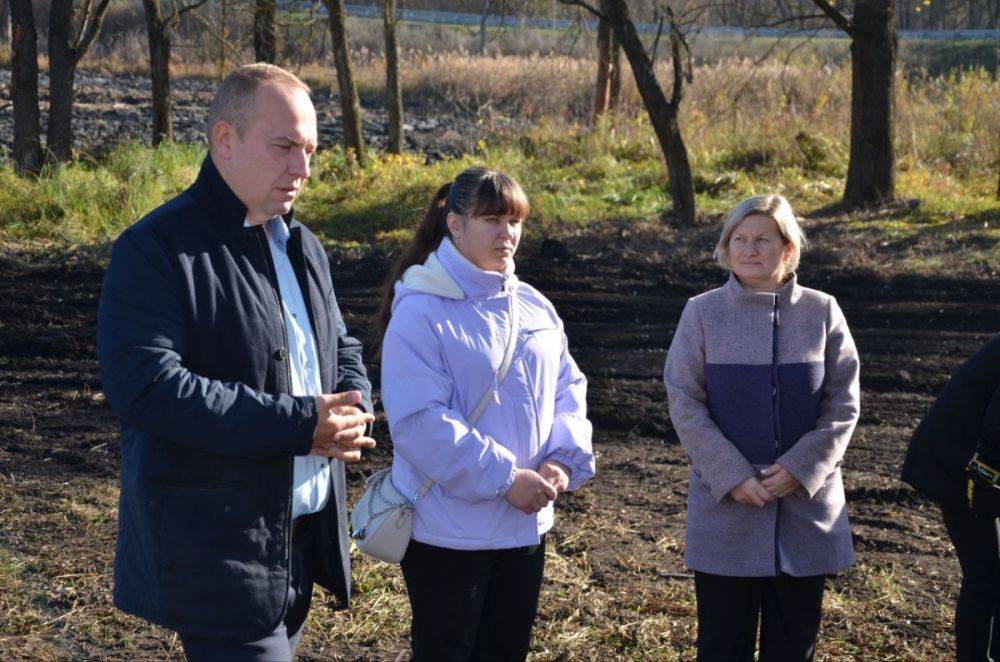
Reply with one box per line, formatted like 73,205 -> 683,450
248,216 -> 330,519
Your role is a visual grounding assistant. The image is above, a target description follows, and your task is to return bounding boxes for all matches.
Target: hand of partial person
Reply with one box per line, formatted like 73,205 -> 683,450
505,469 -> 558,514
309,391 -> 376,463
759,463 -> 801,498
729,476 -> 776,508
538,459 -> 571,495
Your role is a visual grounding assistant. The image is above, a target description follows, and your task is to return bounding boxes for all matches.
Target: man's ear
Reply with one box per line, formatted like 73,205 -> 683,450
211,121 -> 235,160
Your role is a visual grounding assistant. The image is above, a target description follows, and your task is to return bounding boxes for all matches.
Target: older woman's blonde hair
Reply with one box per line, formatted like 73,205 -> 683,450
713,194 -> 807,275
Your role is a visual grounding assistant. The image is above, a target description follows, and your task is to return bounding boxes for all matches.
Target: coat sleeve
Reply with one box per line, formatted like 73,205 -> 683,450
776,297 -> 861,498
380,298 -> 518,503
542,334 -> 595,492
981,383 -> 1000,447
664,298 -> 756,502
97,229 -> 317,459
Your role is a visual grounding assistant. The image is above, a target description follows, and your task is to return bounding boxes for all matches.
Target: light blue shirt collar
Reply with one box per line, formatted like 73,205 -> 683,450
244,216 -> 290,253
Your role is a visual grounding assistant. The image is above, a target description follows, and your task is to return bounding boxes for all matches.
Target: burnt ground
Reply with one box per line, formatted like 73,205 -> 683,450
0,218 -> 996,660
0,70 -> 520,162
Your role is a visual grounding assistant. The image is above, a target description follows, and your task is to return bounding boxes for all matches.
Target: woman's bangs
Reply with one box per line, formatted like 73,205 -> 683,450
468,175 -> 530,220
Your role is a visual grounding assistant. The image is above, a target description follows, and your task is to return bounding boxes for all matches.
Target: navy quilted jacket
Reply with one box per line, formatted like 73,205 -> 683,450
97,156 -> 371,640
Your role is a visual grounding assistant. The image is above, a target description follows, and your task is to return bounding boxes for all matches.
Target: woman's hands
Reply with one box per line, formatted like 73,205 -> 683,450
759,463 -> 801,498
729,476 -> 775,507
538,459 -> 570,494
728,463 -> 802,506
505,469 -> 557,514
505,460 -> 572,514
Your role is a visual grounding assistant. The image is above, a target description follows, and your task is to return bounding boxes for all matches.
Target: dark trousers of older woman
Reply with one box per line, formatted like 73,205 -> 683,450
941,505 -> 1000,661
694,571 -> 826,662
400,537 -> 546,662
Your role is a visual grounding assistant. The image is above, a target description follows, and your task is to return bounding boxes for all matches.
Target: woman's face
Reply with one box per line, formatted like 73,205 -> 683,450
728,213 -> 792,291
448,211 -> 524,273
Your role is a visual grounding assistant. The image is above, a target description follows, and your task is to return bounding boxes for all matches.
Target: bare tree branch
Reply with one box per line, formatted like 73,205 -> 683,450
558,0 -> 608,22
808,0 -> 854,35
650,12 -> 665,64
75,0 -> 112,57
666,5 -> 690,109
177,0 -> 210,18
76,0 -> 96,42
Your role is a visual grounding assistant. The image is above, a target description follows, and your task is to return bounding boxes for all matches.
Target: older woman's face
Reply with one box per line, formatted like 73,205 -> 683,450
728,214 -> 792,291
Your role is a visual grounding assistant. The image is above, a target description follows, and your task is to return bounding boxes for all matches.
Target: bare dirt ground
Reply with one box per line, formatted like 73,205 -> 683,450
1,216 -> 997,659
0,70 -> 517,161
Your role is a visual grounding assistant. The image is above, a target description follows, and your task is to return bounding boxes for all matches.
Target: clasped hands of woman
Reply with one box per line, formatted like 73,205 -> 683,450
505,460 -> 571,514
729,464 -> 802,507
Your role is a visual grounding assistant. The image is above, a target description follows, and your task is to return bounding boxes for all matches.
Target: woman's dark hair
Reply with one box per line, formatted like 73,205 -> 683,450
376,167 -> 530,340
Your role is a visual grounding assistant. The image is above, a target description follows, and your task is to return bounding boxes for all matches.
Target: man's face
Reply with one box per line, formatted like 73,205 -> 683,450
212,82 -> 318,223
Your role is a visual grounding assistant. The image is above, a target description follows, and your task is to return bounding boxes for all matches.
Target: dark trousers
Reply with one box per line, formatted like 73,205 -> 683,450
941,505 -> 1000,661
180,516 -> 318,662
400,536 -> 546,662
694,571 -> 826,662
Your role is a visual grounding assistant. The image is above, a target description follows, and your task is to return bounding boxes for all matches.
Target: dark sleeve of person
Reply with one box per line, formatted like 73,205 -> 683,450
982,385 -> 1000,447
97,229 -> 317,459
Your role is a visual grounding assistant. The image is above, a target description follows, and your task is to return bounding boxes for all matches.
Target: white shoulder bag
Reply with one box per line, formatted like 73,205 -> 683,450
350,293 -> 521,563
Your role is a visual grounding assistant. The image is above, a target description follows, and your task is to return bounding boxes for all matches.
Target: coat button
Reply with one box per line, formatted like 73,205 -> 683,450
276,347 -> 288,361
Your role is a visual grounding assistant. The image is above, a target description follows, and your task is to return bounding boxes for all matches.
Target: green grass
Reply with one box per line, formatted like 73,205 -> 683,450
0,142 -> 203,245
1,114 -> 996,277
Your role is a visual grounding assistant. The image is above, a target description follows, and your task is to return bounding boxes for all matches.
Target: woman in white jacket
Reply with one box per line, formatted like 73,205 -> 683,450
377,167 -> 596,661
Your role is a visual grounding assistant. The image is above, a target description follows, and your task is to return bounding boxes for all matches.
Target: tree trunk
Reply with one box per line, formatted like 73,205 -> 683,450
968,0 -> 979,28
323,0 -> 365,164
609,28 -> 622,110
0,0 -> 11,46
593,16 -> 612,123
142,1 -> 173,145
479,0 -> 492,56
602,0 -> 695,224
844,0 -> 896,206
46,0 -> 78,162
254,0 -> 277,62
10,0 -> 42,173
382,0 -> 403,154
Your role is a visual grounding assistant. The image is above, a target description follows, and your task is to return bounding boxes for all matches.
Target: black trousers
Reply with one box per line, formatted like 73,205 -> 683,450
941,505 -> 1000,661
400,536 -> 546,662
180,515 -> 318,662
694,571 -> 826,662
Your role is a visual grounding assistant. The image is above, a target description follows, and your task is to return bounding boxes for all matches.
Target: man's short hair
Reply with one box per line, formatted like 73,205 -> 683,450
205,63 -> 311,146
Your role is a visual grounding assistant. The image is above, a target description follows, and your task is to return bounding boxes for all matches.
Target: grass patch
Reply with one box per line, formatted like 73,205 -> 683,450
1,59 -> 996,275
0,546 -> 48,638
0,142 -> 203,245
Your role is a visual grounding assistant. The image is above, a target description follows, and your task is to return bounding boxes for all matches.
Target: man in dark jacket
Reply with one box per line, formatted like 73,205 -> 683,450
97,63 -> 376,660
902,333 -> 1000,662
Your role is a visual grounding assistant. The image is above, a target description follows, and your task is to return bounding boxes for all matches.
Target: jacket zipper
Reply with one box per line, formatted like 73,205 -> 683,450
771,295 -> 782,576
255,229 -> 296,590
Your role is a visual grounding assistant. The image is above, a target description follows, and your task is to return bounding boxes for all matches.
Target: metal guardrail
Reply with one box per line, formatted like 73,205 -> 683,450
342,3 -> 1000,41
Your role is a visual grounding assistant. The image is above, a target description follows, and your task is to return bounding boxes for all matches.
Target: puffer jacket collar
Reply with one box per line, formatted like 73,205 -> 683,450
399,237 -> 519,302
